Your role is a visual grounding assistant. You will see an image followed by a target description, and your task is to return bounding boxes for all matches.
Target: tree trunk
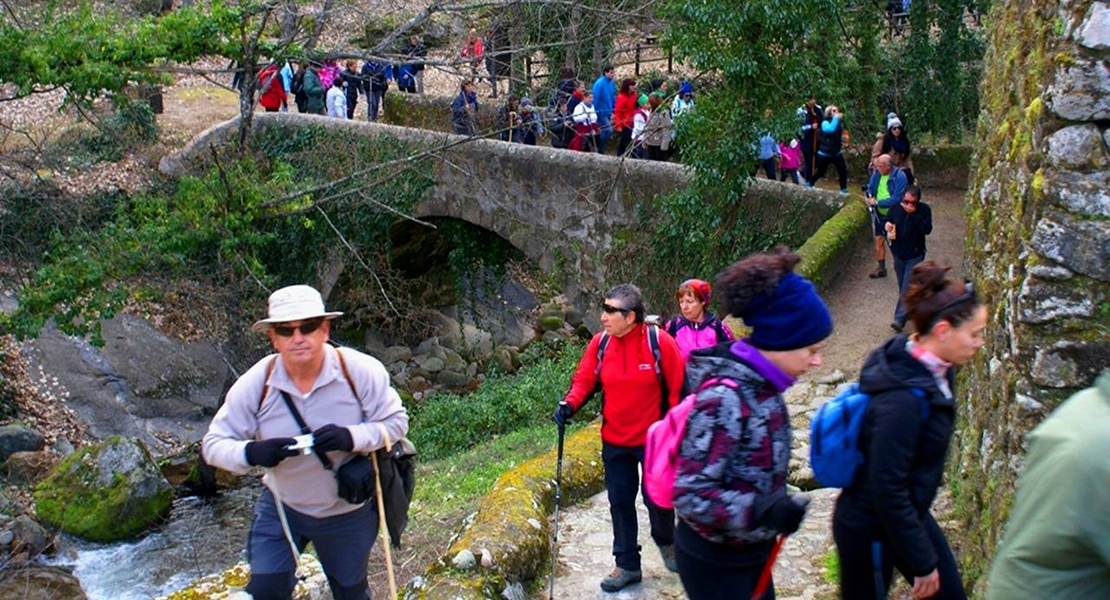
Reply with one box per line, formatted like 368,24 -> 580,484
304,0 -> 335,52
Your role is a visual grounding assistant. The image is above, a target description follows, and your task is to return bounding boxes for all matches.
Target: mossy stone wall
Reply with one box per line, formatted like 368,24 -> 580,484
952,0 -> 1110,593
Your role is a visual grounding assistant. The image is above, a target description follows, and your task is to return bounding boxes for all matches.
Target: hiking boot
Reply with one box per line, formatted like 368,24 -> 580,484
600,568 -> 642,592
869,266 -> 887,279
658,544 -> 679,573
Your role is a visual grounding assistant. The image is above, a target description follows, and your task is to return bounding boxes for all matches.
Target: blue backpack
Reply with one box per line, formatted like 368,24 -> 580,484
810,383 -> 927,488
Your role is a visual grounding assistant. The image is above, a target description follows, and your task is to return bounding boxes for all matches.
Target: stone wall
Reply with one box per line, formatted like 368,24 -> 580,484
953,0 -> 1110,591
161,114 -> 842,315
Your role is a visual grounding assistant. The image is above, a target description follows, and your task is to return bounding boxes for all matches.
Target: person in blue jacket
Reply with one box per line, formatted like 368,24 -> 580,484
805,105 -> 850,196
592,65 -> 617,154
865,154 -> 908,279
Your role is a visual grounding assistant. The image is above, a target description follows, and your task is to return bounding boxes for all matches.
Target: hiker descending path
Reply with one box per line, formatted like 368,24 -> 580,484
546,188 -> 966,599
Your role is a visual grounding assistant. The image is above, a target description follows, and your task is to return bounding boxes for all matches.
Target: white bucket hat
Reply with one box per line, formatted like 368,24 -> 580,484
251,285 -> 343,332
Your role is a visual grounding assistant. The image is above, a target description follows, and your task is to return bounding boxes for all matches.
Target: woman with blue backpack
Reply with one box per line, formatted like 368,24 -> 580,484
671,248 -> 831,599
831,262 -> 986,600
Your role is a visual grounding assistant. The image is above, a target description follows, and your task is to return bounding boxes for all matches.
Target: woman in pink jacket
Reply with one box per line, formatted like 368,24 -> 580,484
779,139 -> 803,184
664,279 -> 735,361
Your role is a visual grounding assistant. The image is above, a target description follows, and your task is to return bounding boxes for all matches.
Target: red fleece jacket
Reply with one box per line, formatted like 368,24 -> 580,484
613,92 -> 638,131
563,324 -> 685,447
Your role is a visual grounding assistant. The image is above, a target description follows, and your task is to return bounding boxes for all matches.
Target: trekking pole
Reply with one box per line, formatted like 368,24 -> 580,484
372,426 -> 398,600
751,535 -> 786,600
548,420 -> 567,600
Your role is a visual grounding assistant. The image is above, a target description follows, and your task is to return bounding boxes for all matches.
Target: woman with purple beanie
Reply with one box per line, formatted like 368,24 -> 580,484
673,246 -> 832,599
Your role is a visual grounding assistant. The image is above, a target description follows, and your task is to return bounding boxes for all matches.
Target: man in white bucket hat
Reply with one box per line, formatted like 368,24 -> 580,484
203,284 -> 408,599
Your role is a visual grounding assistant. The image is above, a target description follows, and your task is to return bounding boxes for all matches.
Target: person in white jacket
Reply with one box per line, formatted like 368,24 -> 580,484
203,285 -> 408,600
572,91 -> 600,152
630,94 -> 650,158
326,78 -> 348,119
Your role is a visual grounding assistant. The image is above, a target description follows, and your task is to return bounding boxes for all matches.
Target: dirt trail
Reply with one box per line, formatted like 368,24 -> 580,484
545,187 -> 967,599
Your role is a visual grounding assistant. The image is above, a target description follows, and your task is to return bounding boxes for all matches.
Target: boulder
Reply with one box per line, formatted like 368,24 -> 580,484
0,424 -> 45,461
492,346 -> 521,374
415,337 -> 448,361
363,330 -> 387,354
379,345 -> 413,366
9,515 -> 52,556
22,314 -> 231,453
35,436 -> 173,542
542,331 -> 564,345
539,314 -> 565,332
462,323 -> 494,360
443,349 -> 467,372
158,444 -> 242,494
153,554 -> 326,600
0,566 -> 87,600
414,355 -> 445,373
436,369 -> 472,388
5,450 -> 55,484
428,312 -> 464,353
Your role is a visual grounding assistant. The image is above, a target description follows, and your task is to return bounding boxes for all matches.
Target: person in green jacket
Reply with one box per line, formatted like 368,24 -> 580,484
302,63 -> 326,115
986,370 -> 1110,599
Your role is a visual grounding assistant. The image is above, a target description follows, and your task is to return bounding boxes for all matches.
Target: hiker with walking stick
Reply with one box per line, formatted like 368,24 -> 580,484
553,284 -> 686,592
671,248 -> 831,599
202,285 -> 409,600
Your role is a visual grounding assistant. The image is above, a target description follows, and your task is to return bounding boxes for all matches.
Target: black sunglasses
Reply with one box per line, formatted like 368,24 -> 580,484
272,319 -> 324,337
600,302 -> 631,315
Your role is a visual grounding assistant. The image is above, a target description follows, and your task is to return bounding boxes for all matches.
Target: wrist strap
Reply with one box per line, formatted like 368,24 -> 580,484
279,390 -> 334,471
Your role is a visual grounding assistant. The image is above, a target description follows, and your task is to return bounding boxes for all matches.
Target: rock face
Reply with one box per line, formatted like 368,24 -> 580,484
0,566 -> 87,600
955,0 -> 1110,592
22,314 -> 231,453
34,436 -> 173,542
0,424 -> 46,461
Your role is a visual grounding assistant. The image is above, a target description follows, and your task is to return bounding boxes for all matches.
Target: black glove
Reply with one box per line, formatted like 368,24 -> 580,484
758,493 -> 810,535
245,438 -> 299,468
313,424 -> 354,453
553,401 -> 575,426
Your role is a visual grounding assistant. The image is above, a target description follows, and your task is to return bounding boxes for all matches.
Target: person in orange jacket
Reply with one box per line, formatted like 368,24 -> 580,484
553,283 -> 685,592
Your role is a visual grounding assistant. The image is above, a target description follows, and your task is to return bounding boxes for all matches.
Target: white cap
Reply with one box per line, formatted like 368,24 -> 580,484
251,285 -> 343,332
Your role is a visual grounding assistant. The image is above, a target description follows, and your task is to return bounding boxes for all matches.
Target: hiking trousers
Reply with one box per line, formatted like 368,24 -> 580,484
808,152 -> 848,191
893,254 -> 925,324
603,442 -> 675,571
675,520 -> 775,600
833,508 -> 967,600
245,488 -> 377,600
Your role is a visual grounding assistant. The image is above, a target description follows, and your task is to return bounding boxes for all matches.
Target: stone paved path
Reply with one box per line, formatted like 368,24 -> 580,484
545,189 -> 966,599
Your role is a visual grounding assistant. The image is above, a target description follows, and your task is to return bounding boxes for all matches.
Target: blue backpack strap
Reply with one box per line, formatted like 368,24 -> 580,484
910,387 -> 929,419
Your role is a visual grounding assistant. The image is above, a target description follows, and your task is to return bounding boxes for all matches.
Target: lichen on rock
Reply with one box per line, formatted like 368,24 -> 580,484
34,436 -> 172,542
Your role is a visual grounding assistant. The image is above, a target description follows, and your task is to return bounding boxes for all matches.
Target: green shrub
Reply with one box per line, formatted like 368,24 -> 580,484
80,101 -> 158,162
408,339 -> 598,460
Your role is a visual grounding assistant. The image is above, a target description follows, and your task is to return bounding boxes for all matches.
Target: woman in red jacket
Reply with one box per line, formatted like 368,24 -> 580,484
554,283 -> 685,592
613,79 -> 639,157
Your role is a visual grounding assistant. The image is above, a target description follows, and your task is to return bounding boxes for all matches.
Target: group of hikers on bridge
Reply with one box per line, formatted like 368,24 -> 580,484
200,241 -> 1108,599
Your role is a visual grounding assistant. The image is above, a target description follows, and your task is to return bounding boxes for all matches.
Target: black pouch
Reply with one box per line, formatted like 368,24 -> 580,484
335,454 -> 374,504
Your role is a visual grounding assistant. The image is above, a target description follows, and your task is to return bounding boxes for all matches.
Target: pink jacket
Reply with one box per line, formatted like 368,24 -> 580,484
779,143 -> 802,170
664,314 -> 735,361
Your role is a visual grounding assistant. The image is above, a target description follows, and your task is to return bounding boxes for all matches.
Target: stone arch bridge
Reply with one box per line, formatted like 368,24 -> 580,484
160,113 -> 843,308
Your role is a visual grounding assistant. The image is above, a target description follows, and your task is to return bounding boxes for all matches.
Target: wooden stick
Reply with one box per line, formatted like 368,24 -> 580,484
372,430 -> 398,598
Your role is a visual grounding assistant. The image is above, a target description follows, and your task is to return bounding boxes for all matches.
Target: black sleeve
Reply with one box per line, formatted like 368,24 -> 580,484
867,392 -> 938,575
915,203 -> 933,236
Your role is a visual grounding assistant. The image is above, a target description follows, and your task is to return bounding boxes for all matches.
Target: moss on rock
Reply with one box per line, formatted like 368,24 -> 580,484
157,554 -> 327,599
407,422 -> 605,598
34,436 -> 172,542
796,200 -> 872,292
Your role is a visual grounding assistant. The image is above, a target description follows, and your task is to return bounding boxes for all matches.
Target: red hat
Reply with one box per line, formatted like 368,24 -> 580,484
678,279 -> 712,304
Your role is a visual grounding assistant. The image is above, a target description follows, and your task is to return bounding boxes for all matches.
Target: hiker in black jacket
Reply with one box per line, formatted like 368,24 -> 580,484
884,186 -> 933,332
833,262 -> 986,600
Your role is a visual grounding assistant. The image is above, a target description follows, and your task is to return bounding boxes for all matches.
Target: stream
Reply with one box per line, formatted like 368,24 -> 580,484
47,481 -> 261,599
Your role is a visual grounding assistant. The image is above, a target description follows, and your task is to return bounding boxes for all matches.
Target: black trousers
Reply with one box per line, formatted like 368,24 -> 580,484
800,143 -> 817,180
617,127 -> 634,157
675,521 -> 775,600
833,508 -> 967,600
808,152 -> 848,191
603,442 -> 675,571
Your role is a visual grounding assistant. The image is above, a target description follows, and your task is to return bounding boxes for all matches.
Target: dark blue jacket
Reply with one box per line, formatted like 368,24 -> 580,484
866,166 -> 908,216
360,62 -> 392,93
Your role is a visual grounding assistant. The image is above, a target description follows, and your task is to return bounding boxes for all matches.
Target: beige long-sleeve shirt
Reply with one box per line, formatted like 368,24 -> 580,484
202,346 -> 409,518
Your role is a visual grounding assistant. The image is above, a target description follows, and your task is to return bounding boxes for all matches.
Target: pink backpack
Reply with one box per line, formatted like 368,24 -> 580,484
644,377 -> 739,509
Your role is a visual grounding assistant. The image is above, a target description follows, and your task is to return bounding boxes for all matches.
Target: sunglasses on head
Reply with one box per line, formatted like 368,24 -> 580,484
928,280 -> 977,328
600,302 -> 631,315
272,319 -> 324,337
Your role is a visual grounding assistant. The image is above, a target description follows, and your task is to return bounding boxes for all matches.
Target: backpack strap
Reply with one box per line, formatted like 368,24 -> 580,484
258,357 -> 278,411
593,332 -> 612,377
333,345 -> 360,401
712,317 -> 731,343
909,387 -> 929,419
647,325 -> 670,417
